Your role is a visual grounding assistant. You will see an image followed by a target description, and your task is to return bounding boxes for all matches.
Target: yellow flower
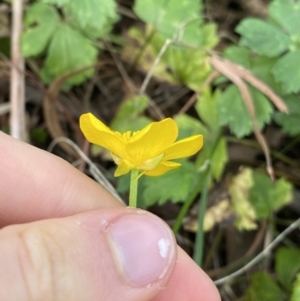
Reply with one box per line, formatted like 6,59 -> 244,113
80,113 -> 203,177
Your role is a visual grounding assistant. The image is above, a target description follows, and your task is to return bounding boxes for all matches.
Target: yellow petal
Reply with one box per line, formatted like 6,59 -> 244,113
163,135 -> 203,161
126,118 -> 178,165
144,161 -> 181,176
114,159 -> 133,177
80,113 -> 126,158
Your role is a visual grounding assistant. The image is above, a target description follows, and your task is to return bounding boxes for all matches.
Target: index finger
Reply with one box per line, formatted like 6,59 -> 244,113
0,131 -> 122,226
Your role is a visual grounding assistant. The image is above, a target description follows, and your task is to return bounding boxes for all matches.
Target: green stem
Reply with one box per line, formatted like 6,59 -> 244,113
129,169 -> 139,207
193,171 -> 211,267
172,165 -> 209,234
173,129 -> 221,234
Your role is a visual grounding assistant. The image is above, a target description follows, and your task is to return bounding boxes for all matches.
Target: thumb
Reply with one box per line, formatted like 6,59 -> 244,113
0,208 -> 177,301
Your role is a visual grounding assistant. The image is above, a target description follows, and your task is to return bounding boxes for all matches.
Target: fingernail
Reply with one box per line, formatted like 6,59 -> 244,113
107,212 -> 176,287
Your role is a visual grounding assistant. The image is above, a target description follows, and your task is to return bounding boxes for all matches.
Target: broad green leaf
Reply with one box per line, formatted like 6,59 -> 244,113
200,23 -> 219,50
42,0 -> 117,37
272,50 -> 300,94
276,247 -> 300,290
112,95 -> 149,120
65,0 -> 117,33
291,274 -> 300,301
116,172 -> 130,194
274,95 -> 300,136
245,271 -> 285,301
41,0 -> 70,5
142,159 -> 199,207
167,46 -> 212,90
194,88 -> 228,180
175,114 -> 208,141
195,88 -> 221,130
175,114 -> 227,181
134,0 -> 203,46
251,56 -> 283,94
249,172 -> 292,218
110,95 -> 152,132
43,23 -> 97,85
236,18 -> 290,57
22,3 -> 59,57
269,0 -> 300,37
223,46 -> 251,68
229,168 -> 257,231
218,85 -> 273,138
163,23 -> 218,90
71,15 -> 118,39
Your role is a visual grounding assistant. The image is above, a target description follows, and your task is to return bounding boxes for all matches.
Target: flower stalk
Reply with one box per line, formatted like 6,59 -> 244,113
129,169 -> 139,207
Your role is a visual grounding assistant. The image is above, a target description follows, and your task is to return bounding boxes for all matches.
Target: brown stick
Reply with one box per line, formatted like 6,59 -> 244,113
10,0 -> 25,140
210,56 -> 274,180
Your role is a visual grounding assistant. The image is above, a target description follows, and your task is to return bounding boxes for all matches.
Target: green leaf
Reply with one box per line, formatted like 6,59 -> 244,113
195,88 -> 221,130
133,0 -> 203,46
175,113 -> 227,181
167,46 -> 212,90
229,168 -> 257,231
42,23 -> 98,85
142,159 -> 199,207
65,0 -> 117,33
276,247 -> 300,290
218,85 -> 273,138
116,172 -> 130,194
274,95 -> 300,136
194,88 -> 228,180
249,172 -> 292,218
223,45 -> 251,68
41,0 -> 70,5
291,274 -> 300,301
110,95 -> 152,132
272,50 -> 300,94
269,0 -> 300,37
236,18 -> 290,57
245,271 -> 285,301
22,3 -> 59,57
251,56 -> 283,94
42,0 -> 117,38
175,114 -> 208,140
72,15 -> 119,39
163,23 -> 218,90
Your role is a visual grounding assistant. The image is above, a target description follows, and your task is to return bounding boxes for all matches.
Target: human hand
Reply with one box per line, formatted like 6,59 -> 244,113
0,131 -> 220,301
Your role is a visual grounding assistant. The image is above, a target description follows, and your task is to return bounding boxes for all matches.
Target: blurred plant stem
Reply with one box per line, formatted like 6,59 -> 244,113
10,0 -> 25,141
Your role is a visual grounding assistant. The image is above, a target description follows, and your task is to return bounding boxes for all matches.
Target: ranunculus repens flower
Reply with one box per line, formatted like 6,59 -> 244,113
80,113 -> 203,177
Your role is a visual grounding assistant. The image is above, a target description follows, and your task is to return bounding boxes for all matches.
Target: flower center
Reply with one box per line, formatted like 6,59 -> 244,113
120,130 -> 141,142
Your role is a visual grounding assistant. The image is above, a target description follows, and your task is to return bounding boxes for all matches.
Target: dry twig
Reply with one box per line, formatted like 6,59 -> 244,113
10,0 -> 25,140
214,218 -> 300,286
210,56 -> 277,179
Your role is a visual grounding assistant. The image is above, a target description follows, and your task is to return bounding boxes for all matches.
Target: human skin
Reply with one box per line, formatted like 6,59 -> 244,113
0,131 -> 220,301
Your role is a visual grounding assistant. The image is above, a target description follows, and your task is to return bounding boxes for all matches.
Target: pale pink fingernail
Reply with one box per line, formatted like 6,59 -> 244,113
107,212 -> 176,287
